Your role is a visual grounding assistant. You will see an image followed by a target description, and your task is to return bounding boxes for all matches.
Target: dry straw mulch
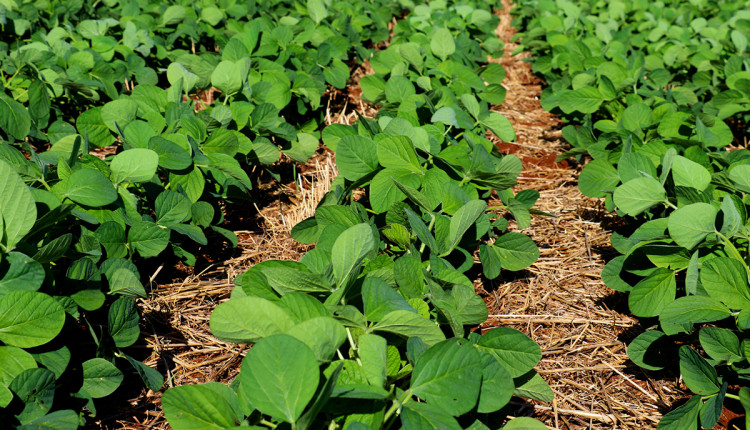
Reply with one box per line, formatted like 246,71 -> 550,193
100,3 -> 693,429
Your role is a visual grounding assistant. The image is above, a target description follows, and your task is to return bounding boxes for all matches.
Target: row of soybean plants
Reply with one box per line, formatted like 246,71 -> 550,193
514,0 -> 750,428
0,0 -> 430,426
161,1 -> 553,429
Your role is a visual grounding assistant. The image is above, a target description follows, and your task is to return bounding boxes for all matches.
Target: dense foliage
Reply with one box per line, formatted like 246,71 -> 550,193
514,0 -> 750,427
160,1 -> 552,429
0,0 -> 551,428
0,0 -> 416,426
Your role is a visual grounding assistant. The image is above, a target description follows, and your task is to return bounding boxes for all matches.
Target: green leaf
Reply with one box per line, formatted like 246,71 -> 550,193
431,107 -> 459,128
500,417 -> 547,429
512,370 -> 553,402
362,277 -> 416,322
358,333 -> 387,388
699,327 -> 742,364
660,296 -> 731,326
477,327 -> 541,378
18,409 -> 80,429
613,176 -> 666,216
579,159 -> 619,198
411,339 -> 482,416
373,310 -> 445,346
150,136 -> 192,170
240,334 -> 319,423
0,346 -> 37,386
667,203 -> 717,250
0,160 -> 36,248
477,354 -> 514,413
81,358 -> 123,398
286,317 -> 346,363
370,168 -> 421,214
77,108 -> 115,148
385,75 -> 416,104
0,94 -> 31,140
482,233 -> 539,272
7,264 -> 58,311
64,168 -> 118,207
162,383 -> 242,430
377,135 -> 421,173
679,346 -> 719,396
558,87 -> 603,114
211,61 -> 244,95
101,99 -> 138,132
444,200 -> 485,254
123,353 -> 163,392
10,368 -> 56,423
110,148 -> 159,183
671,156 -> 711,191
658,395 -> 701,430
0,291 -> 65,348
109,267 -> 147,298
480,112 -> 516,142
155,190 -> 191,226
629,269 -> 675,317
628,330 -> 668,371
108,297 -> 140,348
336,135 -> 378,181
128,221 -> 170,258
700,258 -> 750,309
307,0 -> 328,23
430,28 -> 455,61
332,223 -> 375,287
210,296 -> 295,343
400,402 -> 461,430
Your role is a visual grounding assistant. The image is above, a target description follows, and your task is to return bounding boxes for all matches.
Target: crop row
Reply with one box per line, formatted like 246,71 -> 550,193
0,0 -> 425,426
159,0 -> 554,428
0,0 -> 552,428
513,0 -> 750,428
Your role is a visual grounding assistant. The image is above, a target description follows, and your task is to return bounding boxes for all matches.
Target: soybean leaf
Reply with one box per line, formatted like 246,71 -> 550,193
64,168 -> 118,207
286,317 -> 346,363
477,327 -> 541,378
667,203 -> 717,250
162,383 -> 242,429
240,334 -> 319,423
81,358 -> 123,398
0,291 -> 65,348
108,297 -> 140,348
210,296 -> 295,343
679,346 -> 719,396
430,28 -> 455,61
373,310 -> 445,346
700,258 -> 750,309
613,176 -> 666,216
629,269 -> 676,317
332,224 -> 375,288
0,160 -> 36,248
410,339 -> 482,416
477,354 -> 514,413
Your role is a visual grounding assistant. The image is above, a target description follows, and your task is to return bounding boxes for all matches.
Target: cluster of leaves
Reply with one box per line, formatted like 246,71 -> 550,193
0,0 -> 442,426
162,1 -> 552,429
513,0 -> 750,428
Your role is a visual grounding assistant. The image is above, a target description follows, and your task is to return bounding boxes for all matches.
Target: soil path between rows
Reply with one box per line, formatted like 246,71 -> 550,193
101,3 -> 691,429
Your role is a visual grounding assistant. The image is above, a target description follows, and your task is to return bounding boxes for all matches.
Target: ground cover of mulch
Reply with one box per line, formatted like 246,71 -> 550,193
93,3 -> 726,429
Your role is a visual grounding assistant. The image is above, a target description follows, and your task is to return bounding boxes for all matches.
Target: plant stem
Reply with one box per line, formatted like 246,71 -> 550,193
260,419 -> 277,428
382,390 -> 412,428
417,214 -> 435,254
725,393 -> 741,401
346,328 -> 361,365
